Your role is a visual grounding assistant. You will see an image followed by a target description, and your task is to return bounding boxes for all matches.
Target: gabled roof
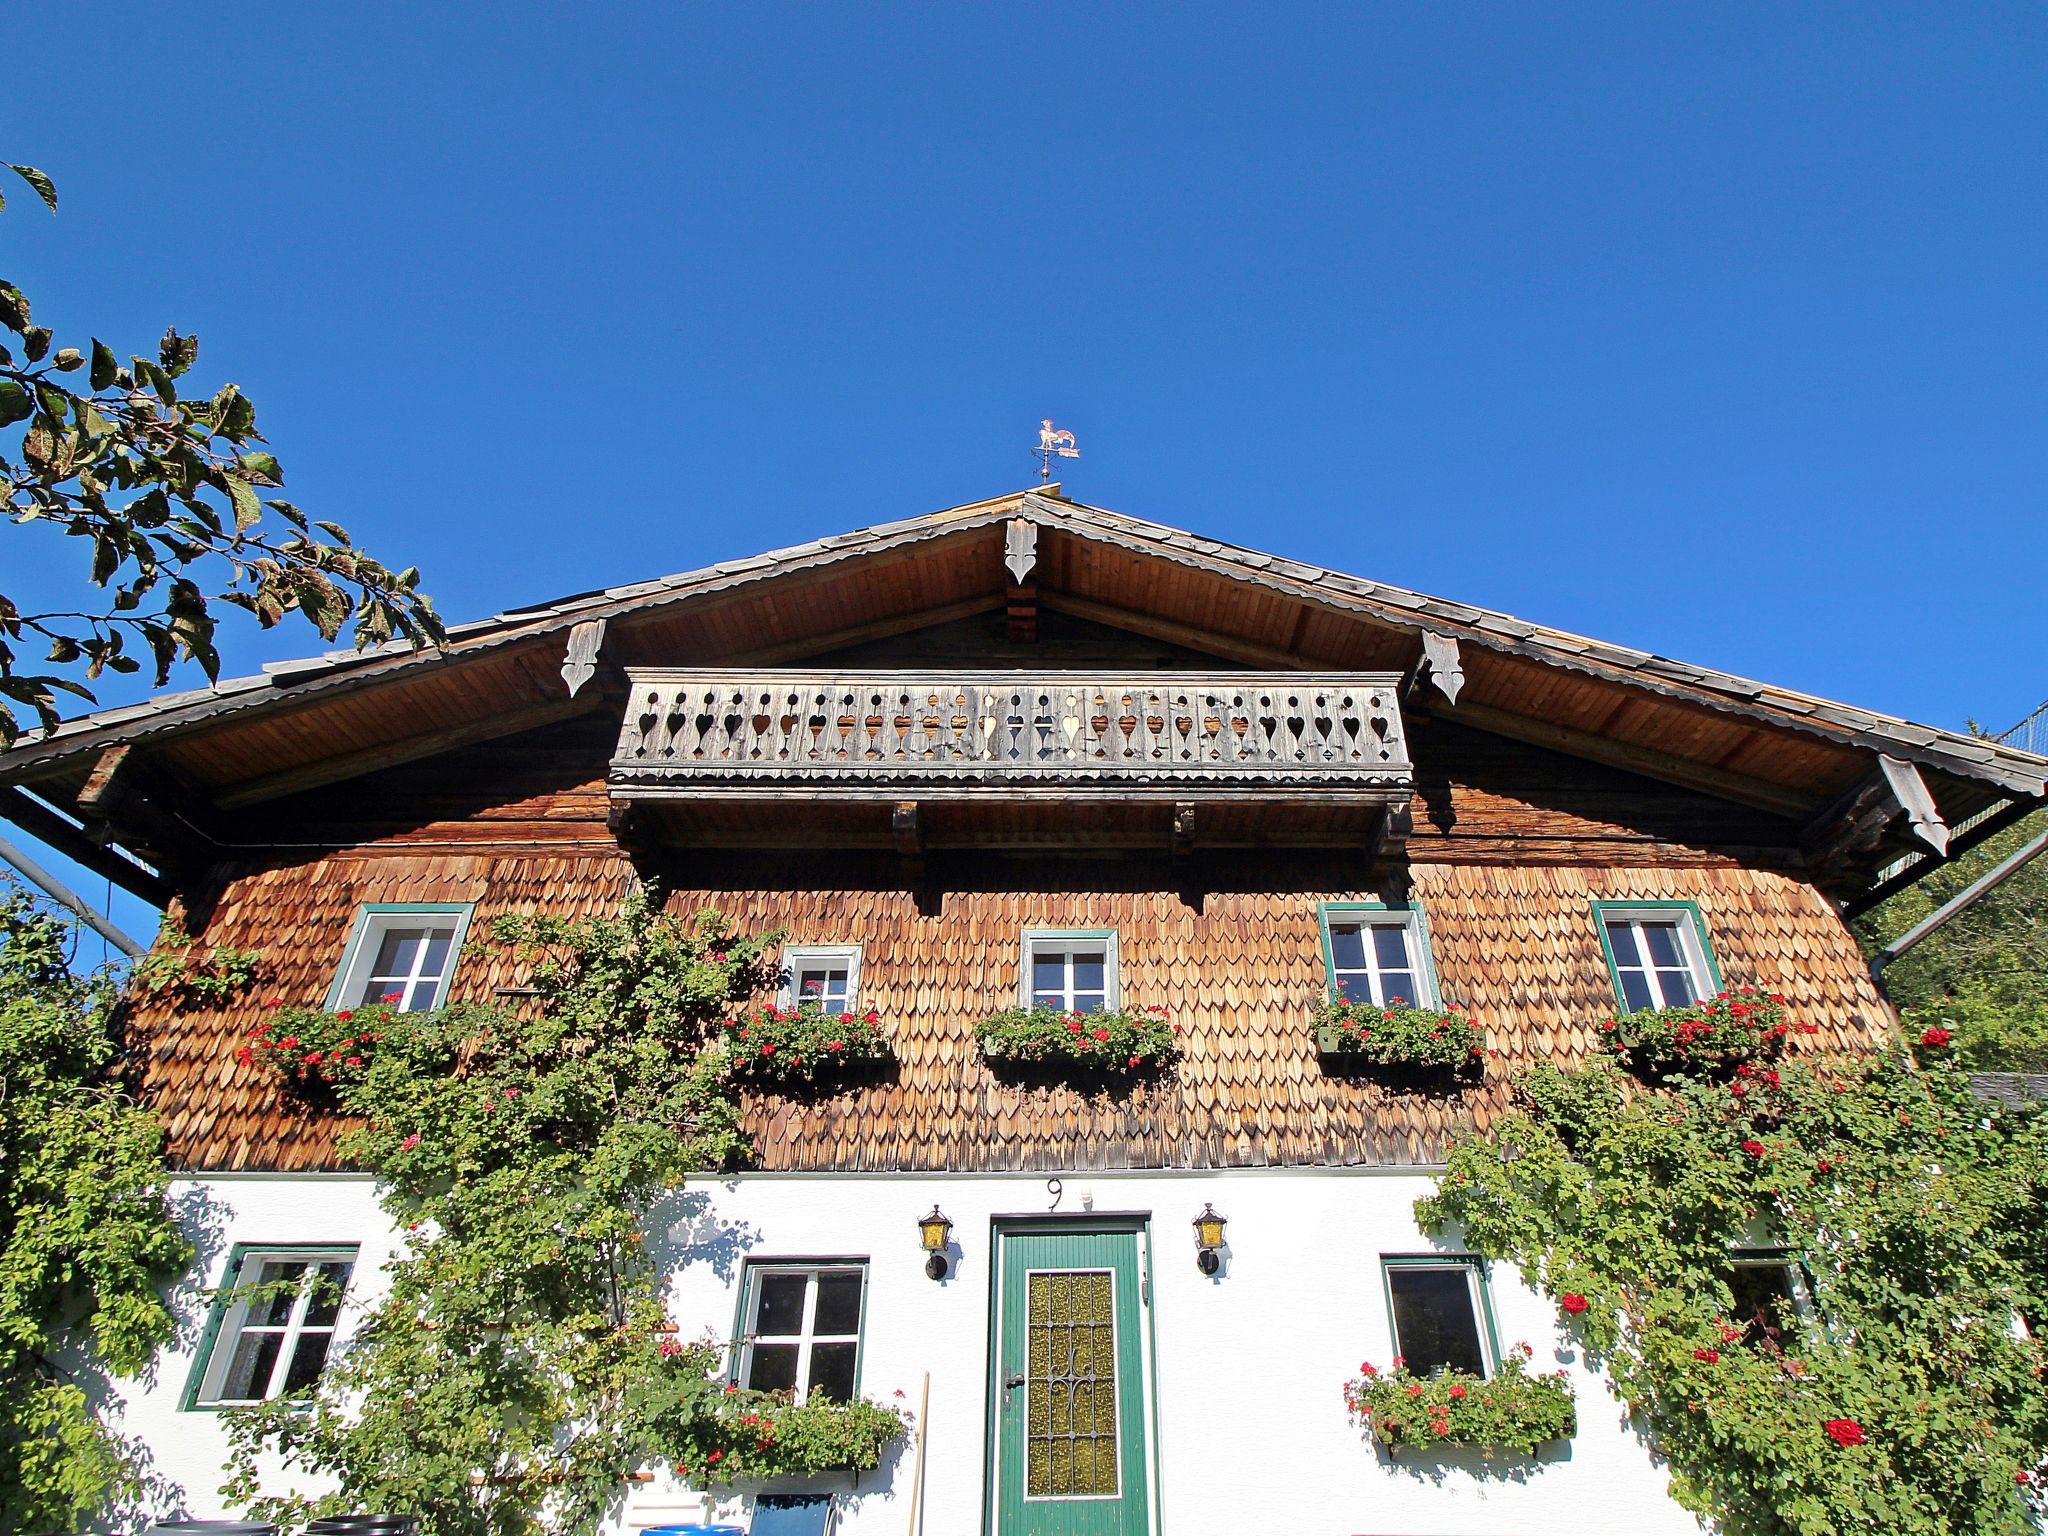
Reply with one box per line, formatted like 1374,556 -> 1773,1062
3,485 -> 2044,903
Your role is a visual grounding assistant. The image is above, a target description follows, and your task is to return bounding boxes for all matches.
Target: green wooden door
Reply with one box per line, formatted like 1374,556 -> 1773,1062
992,1225 -> 1151,1536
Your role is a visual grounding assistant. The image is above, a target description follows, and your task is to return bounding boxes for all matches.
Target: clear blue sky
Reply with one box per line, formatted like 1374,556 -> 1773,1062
6,4 -> 2047,958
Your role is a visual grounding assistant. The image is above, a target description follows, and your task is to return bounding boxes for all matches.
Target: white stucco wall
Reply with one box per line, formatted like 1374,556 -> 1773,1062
123,1169 -> 1704,1536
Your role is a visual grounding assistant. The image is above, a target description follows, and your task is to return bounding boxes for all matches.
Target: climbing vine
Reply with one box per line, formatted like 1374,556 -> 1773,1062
221,886 -> 907,1536
1419,1034 -> 2048,1535
0,887 -> 191,1535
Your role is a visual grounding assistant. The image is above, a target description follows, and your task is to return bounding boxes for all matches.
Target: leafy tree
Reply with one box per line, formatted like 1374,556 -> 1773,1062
1421,1044 -> 2048,1535
0,883 -> 192,1533
1,161 -> 441,746
1857,808 -> 2048,1073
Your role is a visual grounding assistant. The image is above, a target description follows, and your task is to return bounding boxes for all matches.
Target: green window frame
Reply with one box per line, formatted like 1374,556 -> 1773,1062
1381,1253 -> 1501,1378
728,1257 -> 871,1404
325,902 -> 475,1012
1317,901 -> 1441,1008
1020,927 -> 1120,1011
180,1242 -> 360,1412
1591,899 -> 1723,1013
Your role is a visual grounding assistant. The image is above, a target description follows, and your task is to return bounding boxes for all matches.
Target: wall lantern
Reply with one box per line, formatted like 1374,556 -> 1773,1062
1192,1203 -> 1228,1275
918,1206 -> 954,1280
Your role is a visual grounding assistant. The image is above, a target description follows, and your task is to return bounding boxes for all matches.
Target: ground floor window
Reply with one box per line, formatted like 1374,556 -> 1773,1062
1383,1255 -> 1495,1377
1727,1251 -> 1813,1347
736,1261 -> 867,1402
186,1245 -> 357,1408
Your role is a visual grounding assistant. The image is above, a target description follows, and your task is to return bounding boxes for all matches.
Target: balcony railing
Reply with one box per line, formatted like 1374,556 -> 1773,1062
610,670 -> 1411,795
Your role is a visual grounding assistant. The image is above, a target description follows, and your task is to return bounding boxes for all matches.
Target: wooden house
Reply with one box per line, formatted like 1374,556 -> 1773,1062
5,485 -> 2045,1535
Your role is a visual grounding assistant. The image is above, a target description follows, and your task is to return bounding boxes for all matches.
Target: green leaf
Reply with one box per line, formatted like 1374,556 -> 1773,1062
89,339 -> 118,391
238,450 -> 282,486
23,325 -> 50,362
0,281 -> 28,332
226,475 -> 263,532
8,164 -> 58,212
0,379 -> 30,427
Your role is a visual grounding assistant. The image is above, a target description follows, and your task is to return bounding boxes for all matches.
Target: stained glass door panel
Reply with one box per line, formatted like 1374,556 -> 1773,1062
994,1227 -> 1150,1535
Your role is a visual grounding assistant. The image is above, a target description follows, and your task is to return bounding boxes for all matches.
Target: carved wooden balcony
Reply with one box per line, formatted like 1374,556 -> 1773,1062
610,670 -> 1411,815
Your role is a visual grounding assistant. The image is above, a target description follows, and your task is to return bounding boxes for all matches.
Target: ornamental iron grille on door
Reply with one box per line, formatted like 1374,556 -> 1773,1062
992,1223 -> 1153,1536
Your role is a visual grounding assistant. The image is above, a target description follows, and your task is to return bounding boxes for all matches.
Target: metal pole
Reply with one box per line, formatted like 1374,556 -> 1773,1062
0,831 -> 146,957
1872,826 -> 2048,976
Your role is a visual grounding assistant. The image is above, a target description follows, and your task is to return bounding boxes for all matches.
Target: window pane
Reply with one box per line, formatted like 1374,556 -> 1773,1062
1639,921 -> 1687,969
1729,1263 -> 1798,1346
1617,968 -> 1656,1012
220,1329 -> 284,1401
1656,966 -> 1701,1007
812,1272 -> 864,1335
808,1341 -> 858,1401
249,1260 -> 309,1327
1388,1266 -> 1487,1377
1371,925 -> 1413,970
1379,971 -> 1417,1007
280,1329 -> 336,1395
754,1273 -> 809,1337
1604,921 -> 1642,968
1328,924 -> 1366,971
1071,954 -> 1105,993
1335,972 -> 1371,1003
302,1262 -> 353,1327
1033,952 -> 1068,996
746,1342 -> 799,1394
369,927 -> 426,979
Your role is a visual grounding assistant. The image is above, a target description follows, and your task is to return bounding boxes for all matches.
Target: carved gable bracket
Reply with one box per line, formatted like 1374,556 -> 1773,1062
562,618 -> 609,698
1403,631 -> 1464,707
1804,753 -> 1951,878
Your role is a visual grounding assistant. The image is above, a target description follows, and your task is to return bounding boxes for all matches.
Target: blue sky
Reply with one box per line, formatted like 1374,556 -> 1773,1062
6,4 -> 2047,957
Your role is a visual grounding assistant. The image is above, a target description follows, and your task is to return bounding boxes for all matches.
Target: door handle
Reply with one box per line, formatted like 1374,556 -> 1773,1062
1004,1372 -> 1026,1407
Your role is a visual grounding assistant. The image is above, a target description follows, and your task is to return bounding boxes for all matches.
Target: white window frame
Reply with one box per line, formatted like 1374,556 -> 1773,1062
778,944 -> 863,1013
1599,904 -> 1716,1012
735,1262 -> 867,1405
326,904 -> 473,1012
1728,1249 -> 1817,1332
1383,1255 -> 1497,1378
191,1245 -> 358,1408
1020,929 -> 1120,1011
1322,906 -> 1438,1008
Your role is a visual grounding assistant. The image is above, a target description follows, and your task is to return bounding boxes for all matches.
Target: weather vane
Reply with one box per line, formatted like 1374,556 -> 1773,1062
1032,419 -> 1079,481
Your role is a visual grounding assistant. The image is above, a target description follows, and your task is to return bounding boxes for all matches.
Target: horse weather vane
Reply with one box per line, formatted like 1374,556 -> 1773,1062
1032,419 -> 1079,481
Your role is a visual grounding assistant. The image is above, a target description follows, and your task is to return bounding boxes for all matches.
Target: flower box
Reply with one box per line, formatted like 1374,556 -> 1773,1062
718,1003 -> 893,1086
1315,1000 -> 1485,1072
645,1348 -> 911,1483
974,1005 -> 1178,1074
235,1002 -> 390,1088
1345,1349 -> 1576,1457
1599,985 -> 1795,1077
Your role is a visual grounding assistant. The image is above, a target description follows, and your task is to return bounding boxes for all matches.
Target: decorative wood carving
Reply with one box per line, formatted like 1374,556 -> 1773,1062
1369,799 -> 1413,866
1414,632 -> 1464,706
1877,754 -> 1950,856
561,618 -> 608,698
609,669 -> 1413,795
1004,518 -> 1038,584
1805,753 -> 1952,878
1172,802 -> 1196,855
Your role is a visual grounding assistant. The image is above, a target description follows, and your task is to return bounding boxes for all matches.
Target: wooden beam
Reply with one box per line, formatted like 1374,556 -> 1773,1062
71,744 -> 212,869
0,786 -> 172,906
1878,754 -> 1950,856
1438,699 -> 1819,819
215,693 -> 602,809
561,618 -> 608,697
892,800 -> 924,879
1172,802 -> 1196,856
1037,592 -> 1313,669
726,594 -> 1005,667
1804,754 -> 1953,876
1369,800 -> 1413,866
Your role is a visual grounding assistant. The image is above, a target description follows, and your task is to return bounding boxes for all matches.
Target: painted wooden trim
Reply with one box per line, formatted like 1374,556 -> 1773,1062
1379,1252 -> 1501,1377
1315,900 -> 1441,1008
776,943 -> 865,1009
1018,927 -> 1121,1010
323,902 -> 476,1012
1589,898 -> 1724,1009
728,1257 -> 873,1399
179,1241 -> 359,1412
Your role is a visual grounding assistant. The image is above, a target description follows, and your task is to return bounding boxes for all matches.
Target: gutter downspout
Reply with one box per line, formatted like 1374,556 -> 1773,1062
1871,826 -> 2048,978
0,831 -> 146,957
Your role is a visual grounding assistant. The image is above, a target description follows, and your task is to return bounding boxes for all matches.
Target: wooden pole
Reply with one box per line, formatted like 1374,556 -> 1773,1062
906,1370 -> 930,1536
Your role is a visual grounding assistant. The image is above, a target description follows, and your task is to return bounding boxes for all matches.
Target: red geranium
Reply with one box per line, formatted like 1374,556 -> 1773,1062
1694,1347 -> 1720,1363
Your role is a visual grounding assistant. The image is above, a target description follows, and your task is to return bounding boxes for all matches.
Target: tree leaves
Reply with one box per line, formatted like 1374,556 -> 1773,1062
7,163 -> 57,213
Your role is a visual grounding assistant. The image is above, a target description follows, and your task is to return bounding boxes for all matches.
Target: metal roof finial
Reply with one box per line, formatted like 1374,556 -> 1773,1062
1033,419 -> 1079,482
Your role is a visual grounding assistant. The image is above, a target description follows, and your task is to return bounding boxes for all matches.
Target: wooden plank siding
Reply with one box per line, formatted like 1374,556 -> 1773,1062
126,714 -> 1884,1175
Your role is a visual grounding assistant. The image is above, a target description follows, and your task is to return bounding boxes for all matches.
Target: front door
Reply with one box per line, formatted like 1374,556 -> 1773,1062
991,1223 -> 1152,1536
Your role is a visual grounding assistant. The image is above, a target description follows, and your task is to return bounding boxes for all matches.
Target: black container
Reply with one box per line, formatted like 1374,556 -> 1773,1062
304,1520 -> 419,1536
146,1523 -> 279,1536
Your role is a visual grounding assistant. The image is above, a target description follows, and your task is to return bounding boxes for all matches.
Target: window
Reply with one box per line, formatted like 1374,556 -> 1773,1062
1727,1252 -> 1812,1348
1594,902 -> 1719,1013
1022,930 -> 1118,1012
779,945 -> 862,1013
1320,904 -> 1437,1007
187,1246 -> 357,1409
328,904 -> 473,1012
1383,1256 -> 1495,1377
736,1263 -> 867,1403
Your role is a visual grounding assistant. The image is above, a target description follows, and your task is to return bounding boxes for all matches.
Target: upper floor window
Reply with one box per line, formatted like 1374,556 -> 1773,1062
329,904 -> 473,1012
780,944 -> 862,1013
1383,1255 -> 1495,1377
1320,904 -> 1437,1007
186,1245 -> 357,1409
1593,902 -> 1719,1013
1022,929 -> 1119,1012
735,1262 -> 867,1403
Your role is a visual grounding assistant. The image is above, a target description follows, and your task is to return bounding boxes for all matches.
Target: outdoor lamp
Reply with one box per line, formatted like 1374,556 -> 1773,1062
1192,1203 -> 1227,1275
918,1205 -> 954,1279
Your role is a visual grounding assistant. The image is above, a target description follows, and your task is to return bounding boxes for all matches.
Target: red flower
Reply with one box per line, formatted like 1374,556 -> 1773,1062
1823,1418 -> 1866,1447
280,1036 -> 300,1049
826,1040 -> 843,1052
1448,1383 -> 1467,1399
1560,1293 -> 1590,1315
335,1010 -> 353,1022
265,996 -> 284,1008
1741,1139 -> 1767,1158
659,1339 -> 684,1359
400,1133 -> 421,1150
707,1449 -> 723,1463
1694,1347 -> 1720,1363
302,1051 -> 324,1065
234,1046 -> 254,1066
1919,1026 -> 1951,1048
344,1055 -> 364,1068
1093,1028 -> 1111,1042
1128,1055 -> 1141,1067
1358,1362 -> 1378,1378
1721,1324 -> 1743,1343
761,1043 -> 776,1056
1406,1382 -> 1424,1398
382,990 -> 403,1004
1067,1020 -> 1085,1034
